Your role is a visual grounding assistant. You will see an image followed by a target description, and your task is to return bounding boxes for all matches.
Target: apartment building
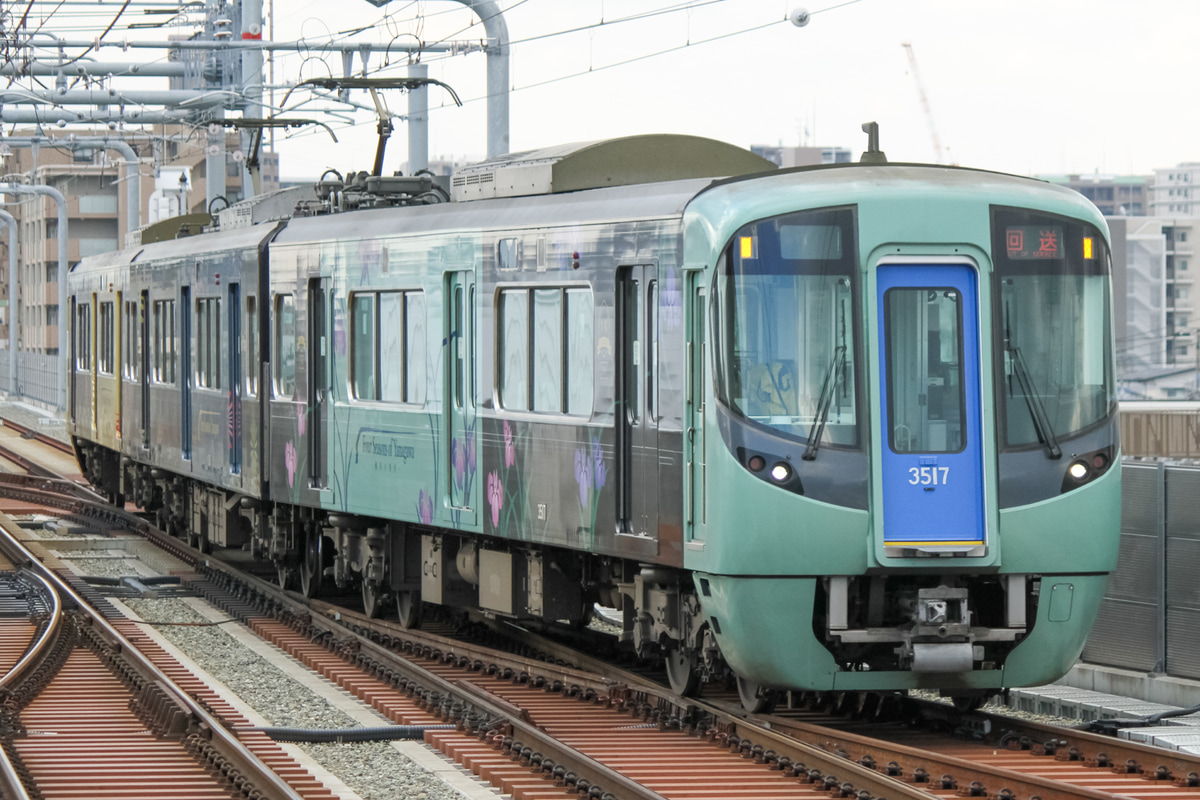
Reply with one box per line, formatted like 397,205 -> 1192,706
1040,173 -> 1150,216
1152,163 -> 1200,217
1108,216 -> 1199,398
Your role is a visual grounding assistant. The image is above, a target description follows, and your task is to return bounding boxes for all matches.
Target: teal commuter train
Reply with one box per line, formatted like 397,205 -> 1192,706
67,134 -> 1120,711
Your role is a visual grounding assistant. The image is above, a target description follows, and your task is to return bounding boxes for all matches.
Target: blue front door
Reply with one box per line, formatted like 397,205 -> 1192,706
878,264 -> 985,549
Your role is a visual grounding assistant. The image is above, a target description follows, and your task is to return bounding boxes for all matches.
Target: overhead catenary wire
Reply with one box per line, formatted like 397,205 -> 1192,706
371,0 -> 864,105
270,0 -> 864,144
1,0 -> 868,168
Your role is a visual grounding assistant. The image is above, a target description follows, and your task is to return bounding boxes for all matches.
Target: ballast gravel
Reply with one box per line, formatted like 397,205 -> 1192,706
123,597 -> 487,800
908,688 -> 1078,727
64,556 -> 143,579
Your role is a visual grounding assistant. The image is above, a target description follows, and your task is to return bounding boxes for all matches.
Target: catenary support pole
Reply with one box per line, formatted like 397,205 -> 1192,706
0,210 -> 16,396
0,184 -> 68,409
241,0 -> 264,197
450,0 -> 509,158
408,62 -> 429,173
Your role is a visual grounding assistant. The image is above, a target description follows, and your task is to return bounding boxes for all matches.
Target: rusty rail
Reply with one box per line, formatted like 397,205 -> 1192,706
0,511 -> 306,800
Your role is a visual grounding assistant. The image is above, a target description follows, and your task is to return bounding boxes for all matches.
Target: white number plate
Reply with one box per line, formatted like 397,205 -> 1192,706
908,466 -> 949,485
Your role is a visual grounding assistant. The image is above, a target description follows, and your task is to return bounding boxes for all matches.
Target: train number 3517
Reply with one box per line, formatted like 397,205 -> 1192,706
908,466 -> 950,485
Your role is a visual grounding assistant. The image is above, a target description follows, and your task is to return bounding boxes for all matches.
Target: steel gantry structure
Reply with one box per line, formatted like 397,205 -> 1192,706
0,0 -> 514,409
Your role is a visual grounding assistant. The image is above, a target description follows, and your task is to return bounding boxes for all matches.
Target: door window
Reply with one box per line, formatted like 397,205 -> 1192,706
273,294 -> 296,398
884,287 -> 965,453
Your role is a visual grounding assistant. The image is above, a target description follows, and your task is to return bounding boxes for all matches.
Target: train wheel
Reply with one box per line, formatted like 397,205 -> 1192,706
665,646 -> 701,697
736,675 -> 776,714
361,581 -> 391,619
276,562 -> 297,591
300,532 -> 324,598
396,590 -> 422,629
950,693 -> 990,713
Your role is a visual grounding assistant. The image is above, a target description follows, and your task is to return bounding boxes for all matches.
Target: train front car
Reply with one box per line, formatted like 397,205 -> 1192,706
681,164 -> 1120,710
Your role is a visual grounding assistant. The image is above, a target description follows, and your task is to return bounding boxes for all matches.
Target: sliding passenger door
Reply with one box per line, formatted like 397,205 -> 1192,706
616,264 -> 659,547
71,297 -> 94,433
308,278 -> 328,488
228,282 -> 242,475
140,290 -> 151,450
88,295 -> 98,434
445,271 -> 476,521
181,285 -> 192,460
877,262 -> 986,552
685,279 -> 707,539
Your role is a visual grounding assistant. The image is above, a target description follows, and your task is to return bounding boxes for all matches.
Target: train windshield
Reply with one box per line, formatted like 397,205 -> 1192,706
991,207 -> 1115,449
716,206 -> 859,447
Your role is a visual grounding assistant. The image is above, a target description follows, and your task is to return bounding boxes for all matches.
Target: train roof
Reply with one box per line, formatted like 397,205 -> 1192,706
690,161 -> 1109,234
708,160 -> 1098,204
273,175 -> 715,247
449,134 -> 777,201
71,220 -> 280,274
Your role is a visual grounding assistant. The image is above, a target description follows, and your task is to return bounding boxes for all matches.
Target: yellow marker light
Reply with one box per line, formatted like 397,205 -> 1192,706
1083,236 -> 1094,259
740,236 -> 755,259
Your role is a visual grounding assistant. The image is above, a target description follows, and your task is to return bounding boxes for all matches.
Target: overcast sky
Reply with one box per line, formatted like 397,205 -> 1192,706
23,0 -> 1200,179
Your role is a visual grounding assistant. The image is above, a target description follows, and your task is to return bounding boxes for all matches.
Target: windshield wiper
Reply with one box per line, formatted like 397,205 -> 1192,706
1004,301 -> 1061,459
802,344 -> 846,461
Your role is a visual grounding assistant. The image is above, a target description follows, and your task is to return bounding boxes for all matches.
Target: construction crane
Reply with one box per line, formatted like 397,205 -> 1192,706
901,42 -> 947,165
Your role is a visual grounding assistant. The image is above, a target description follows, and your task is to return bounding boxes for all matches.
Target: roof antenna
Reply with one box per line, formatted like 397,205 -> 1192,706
859,121 -> 888,165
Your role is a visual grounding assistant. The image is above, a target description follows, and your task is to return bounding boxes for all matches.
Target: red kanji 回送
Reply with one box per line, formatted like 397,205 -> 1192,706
1038,229 -> 1059,256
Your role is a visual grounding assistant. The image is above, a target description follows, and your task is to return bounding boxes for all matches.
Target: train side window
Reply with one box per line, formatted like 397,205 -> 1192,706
351,293 -> 377,400
499,289 -> 529,410
566,289 -> 594,415
349,290 -> 425,405
151,302 -> 176,386
196,298 -> 207,387
123,299 -> 140,381
380,291 -> 405,402
532,288 -> 562,412
498,286 -> 593,415
76,303 -> 92,371
152,299 -> 176,384
195,297 -> 221,389
274,294 -> 296,398
98,301 -> 114,375
246,296 -> 258,397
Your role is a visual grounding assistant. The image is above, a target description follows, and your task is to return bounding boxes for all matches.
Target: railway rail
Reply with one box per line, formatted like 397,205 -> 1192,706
0,416 -> 80,481
3,415 -> 1200,800
0,443 -> 314,799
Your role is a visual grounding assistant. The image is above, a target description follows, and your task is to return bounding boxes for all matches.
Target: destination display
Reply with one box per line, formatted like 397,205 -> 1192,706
1005,225 -> 1065,260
